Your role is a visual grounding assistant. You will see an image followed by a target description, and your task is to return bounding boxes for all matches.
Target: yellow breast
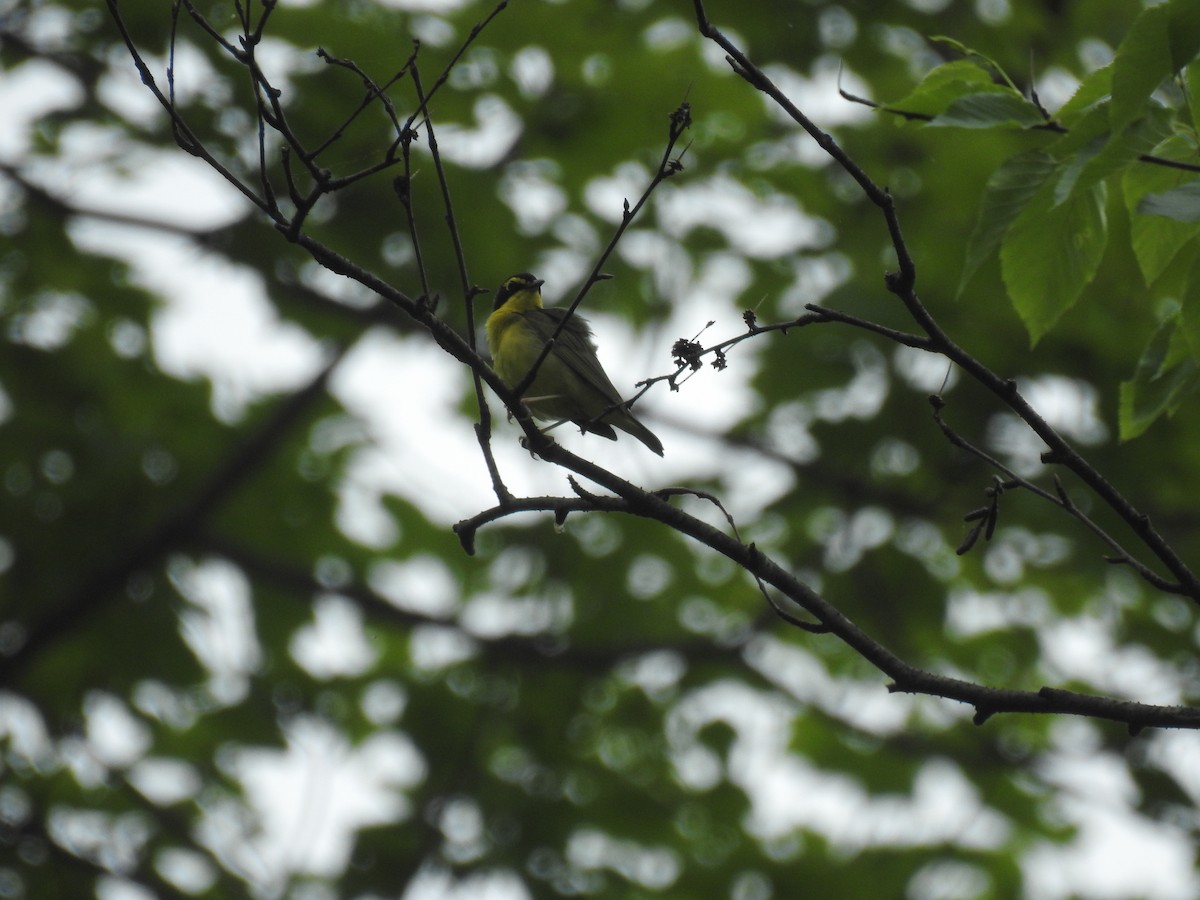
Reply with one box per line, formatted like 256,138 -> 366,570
487,306 -> 543,388
487,287 -> 546,388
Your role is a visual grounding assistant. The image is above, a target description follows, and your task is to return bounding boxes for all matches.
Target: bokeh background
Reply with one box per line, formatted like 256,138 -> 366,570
3,0 -> 1199,897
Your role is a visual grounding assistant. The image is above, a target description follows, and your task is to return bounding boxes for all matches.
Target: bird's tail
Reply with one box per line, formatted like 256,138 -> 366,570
612,411 -> 664,456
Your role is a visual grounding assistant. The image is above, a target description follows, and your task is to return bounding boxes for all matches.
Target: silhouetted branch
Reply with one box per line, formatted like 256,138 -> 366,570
99,0 -> 1200,740
456,460 -> 1200,730
512,101 -> 693,404
689,0 -> 1200,606
836,86 -> 1200,175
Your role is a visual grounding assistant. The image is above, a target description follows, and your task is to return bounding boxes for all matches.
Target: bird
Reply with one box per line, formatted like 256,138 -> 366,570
486,272 -> 664,456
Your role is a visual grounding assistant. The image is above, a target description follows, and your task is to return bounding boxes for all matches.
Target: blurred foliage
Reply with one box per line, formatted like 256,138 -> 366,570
2,0 -> 1199,898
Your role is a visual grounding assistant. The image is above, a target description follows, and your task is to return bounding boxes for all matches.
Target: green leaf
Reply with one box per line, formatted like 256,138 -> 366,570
928,35 -> 1019,92
1124,134 -> 1200,284
1182,272 -> 1200,358
929,91 -> 1046,129
1053,107 -> 1173,206
1119,311 -> 1200,438
1054,64 -> 1113,125
887,60 -> 1004,118
1000,181 -> 1107,343
1166,0 -> 1200,71
1188,59 -> 1200,131
1049,101 -> 1110,158
1138,181 -> 1200,222
1048,105 -> 1110,204
958,151 -> 1057,296
1111,0 -> 1200,133
1110,4 -> 1170,133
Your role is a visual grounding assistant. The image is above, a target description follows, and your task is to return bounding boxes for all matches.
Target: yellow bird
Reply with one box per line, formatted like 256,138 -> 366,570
486,272 -> 664,456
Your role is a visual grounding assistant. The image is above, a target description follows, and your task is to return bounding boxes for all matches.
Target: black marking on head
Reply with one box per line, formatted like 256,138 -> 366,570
494,272 -> 541,310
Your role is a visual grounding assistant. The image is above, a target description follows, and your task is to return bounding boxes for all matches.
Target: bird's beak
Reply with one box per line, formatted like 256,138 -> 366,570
531,279 -> 545,291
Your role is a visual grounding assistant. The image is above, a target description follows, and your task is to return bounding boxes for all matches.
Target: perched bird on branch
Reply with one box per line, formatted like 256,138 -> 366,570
486,272 -> 664,456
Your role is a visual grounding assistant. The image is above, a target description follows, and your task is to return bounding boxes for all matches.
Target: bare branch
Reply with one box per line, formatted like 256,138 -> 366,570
455,480 -> 1200,730
689,0 -> 1200,605
509,103 -> 692,405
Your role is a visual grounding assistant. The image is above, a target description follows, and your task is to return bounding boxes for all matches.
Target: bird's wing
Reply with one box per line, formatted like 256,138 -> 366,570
521,306 -> 663,453
521,307 -> 626,405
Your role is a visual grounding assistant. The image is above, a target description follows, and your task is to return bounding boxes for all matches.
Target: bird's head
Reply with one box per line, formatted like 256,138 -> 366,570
494,272 -> 545,310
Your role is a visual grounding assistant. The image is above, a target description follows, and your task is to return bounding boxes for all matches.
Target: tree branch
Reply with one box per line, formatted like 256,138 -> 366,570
689,0 -> 1200,605
455,479 -> 1200,730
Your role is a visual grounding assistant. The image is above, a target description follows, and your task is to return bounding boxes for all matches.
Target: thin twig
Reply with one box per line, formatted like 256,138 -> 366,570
455,477 -> 1200,731
837,88 -> 1200,175
690,0 -> 1200,605
930,397 -> 1183,593
513,102 -> 693,403
401,0 -> 510,132
655,487 -> 829,633
413,65 -> 472,322
409,62 -> 512,502
312,47 -> 415,160
107,0 -> 277,219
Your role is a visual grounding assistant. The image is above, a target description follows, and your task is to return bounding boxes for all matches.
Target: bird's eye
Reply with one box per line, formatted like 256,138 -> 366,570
494,273 -> 536,309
